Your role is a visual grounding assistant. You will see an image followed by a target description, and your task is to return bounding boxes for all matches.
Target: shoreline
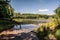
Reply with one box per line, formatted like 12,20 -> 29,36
0,29 -> 39,40
0,29 -> 27,35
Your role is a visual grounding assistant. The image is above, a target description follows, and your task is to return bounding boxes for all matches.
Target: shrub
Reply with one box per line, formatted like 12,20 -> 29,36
55,29 -> 60,40
36,25 -> 49,40
36,19 -> 57,40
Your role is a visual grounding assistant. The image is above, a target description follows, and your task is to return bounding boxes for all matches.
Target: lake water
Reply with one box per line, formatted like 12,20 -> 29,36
13,24 -> 38,32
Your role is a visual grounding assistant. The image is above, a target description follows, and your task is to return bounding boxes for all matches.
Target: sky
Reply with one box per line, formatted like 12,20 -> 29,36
10,0 -> 60,15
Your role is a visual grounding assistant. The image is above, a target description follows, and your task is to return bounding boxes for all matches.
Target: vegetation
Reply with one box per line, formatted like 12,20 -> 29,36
54,6 -> 60,40
36,19 -> 57,40
0,0 -> 14,31
13,13 -> 52,19
36,6 -> 60,40
0,0 -> 14,18
0,0 -> 60,40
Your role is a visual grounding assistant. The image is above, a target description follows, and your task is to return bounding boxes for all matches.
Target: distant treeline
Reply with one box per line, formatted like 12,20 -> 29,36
13,13 -> 54,19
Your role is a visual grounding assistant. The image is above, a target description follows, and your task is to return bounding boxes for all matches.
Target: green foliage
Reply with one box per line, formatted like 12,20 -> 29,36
54,6 -> 60,28
13,13 -> 51,19
55,29 -> 60,40
36,26 -> 49,40
36,20 -> 58,40
36,5 -> 60,40
0,0 -> 14,31
0,0 -> 14,18
55,6 -> 60,17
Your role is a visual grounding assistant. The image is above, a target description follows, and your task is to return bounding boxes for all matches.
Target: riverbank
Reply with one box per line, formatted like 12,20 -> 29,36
0,29 -> 26,35
0,29 -> 39,40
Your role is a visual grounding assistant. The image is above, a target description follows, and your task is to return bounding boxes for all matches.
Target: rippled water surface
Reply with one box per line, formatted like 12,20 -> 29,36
13,24 -> 38,32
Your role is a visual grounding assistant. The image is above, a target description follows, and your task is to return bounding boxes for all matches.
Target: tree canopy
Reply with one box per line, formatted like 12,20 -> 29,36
55,6 -> 60,17
0,0 -> 14,18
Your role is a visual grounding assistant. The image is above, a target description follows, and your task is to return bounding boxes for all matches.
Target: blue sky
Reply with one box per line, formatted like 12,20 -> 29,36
10,0 -> 60,15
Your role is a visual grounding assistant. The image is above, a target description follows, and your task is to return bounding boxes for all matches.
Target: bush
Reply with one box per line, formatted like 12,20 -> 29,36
36,20 -> 57,40
55,29 -> 60,40
36,25 -> 49,40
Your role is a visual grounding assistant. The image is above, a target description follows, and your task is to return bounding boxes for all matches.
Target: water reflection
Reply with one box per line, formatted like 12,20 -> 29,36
13,24 -> 38,31
13,24 -> 21,30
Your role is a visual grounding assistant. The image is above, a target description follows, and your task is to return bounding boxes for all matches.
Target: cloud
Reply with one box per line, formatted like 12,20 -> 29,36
39,9 -> 49,12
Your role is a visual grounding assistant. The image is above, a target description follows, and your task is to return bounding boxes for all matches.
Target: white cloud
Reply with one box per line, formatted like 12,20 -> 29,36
39,9 -> 49,12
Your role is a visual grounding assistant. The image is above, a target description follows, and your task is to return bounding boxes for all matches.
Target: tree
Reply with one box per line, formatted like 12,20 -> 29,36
54,6 -> 60,27
55,6 -> 60,17
0,0 -> 14,18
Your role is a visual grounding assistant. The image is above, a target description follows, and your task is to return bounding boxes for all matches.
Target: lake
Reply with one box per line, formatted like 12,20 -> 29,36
13,24 -> 38,32
12,20 -> 50,32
